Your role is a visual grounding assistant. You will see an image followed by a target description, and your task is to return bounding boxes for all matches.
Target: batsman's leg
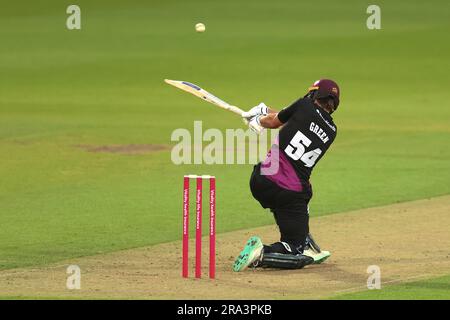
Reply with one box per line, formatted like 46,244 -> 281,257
303,233 -> 331,264
256,242 -> 314,269
271,210 -> 331,265
233,239 -> 315,271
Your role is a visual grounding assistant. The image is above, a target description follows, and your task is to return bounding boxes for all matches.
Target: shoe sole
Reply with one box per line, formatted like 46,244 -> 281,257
233,236 -> 263,272
313,250 -> 331,264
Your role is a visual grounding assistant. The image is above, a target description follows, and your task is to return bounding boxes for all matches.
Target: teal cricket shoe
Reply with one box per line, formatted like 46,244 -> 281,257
233,236 -> 264,272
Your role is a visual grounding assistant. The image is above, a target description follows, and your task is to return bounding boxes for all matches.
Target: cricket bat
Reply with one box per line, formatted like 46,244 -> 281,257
164,79 -> 246,118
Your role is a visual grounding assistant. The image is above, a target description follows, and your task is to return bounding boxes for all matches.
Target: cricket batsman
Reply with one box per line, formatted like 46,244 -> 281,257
233,79 -> 340,271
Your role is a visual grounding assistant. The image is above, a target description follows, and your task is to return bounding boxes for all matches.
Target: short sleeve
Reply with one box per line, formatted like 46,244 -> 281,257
277,98 -> 302,123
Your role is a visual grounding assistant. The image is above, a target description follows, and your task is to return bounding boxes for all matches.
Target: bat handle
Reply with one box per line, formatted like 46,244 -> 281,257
227,105 -> 245,116
226,105 -> 249,125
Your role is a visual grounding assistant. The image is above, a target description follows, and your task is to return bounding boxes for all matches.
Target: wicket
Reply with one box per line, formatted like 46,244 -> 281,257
182,175 -> 216,279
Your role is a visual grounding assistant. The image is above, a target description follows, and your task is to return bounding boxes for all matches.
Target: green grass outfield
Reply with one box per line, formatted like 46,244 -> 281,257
332,275 -> 450,300
0,0 -> 449,297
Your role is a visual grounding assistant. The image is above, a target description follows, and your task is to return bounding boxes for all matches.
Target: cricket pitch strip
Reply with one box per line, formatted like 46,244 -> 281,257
0,195 -> 449,299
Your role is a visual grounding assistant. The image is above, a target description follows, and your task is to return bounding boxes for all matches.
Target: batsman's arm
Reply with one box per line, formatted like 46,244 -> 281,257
259,98 -> 301,129
258,113 -> 283,129
244,103 -> 283,132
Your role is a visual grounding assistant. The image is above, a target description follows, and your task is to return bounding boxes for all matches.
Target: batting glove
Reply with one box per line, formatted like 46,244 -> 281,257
248,115 -> 265,134
242,102 -> 269,120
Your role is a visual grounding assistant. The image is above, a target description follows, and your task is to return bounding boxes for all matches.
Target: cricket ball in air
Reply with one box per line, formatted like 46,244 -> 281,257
195,23 -> 206,33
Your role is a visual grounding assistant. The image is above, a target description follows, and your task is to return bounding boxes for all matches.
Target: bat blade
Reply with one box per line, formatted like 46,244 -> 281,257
164,79 -> 244,116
